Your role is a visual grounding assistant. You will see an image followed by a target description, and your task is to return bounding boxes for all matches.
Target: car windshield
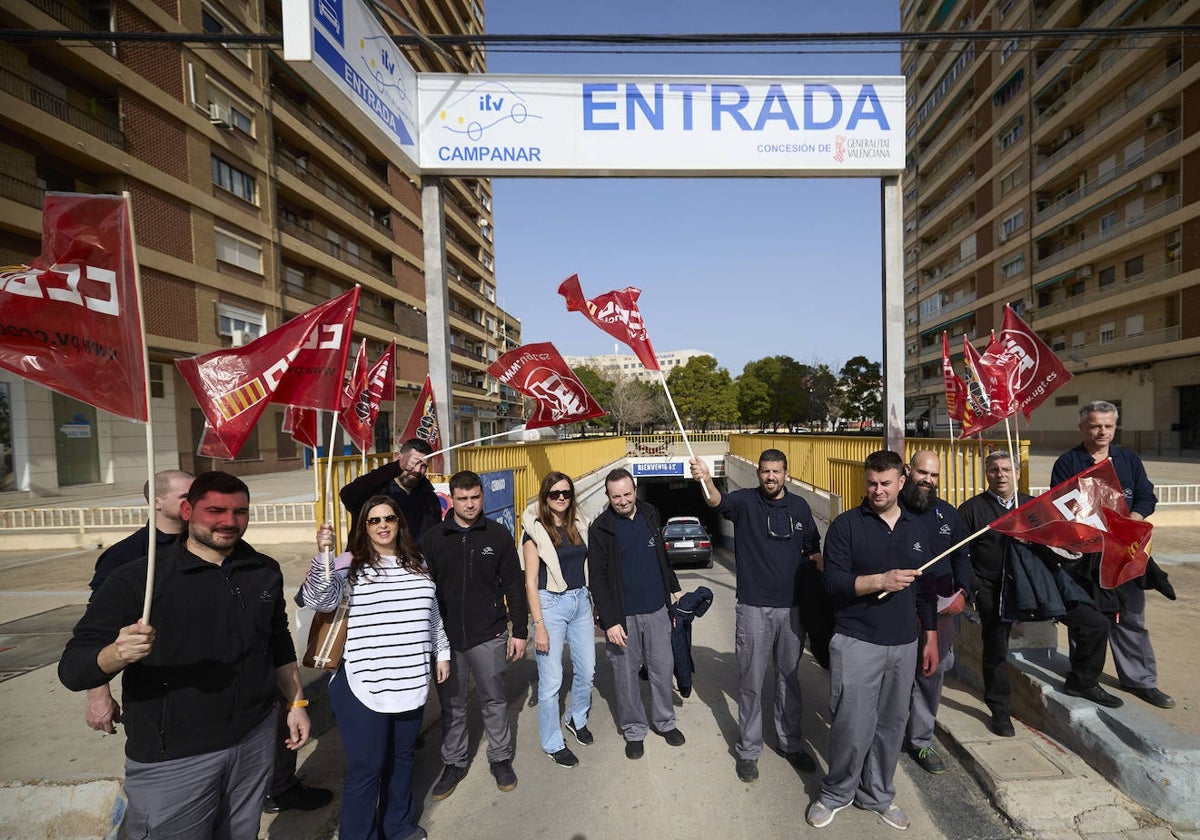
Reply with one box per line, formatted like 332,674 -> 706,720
664,525 -> 706,539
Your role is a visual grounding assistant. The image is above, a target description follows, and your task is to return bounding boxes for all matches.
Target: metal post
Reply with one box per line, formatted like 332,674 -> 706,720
881,175 -> 906,455
422,179 -> 455,473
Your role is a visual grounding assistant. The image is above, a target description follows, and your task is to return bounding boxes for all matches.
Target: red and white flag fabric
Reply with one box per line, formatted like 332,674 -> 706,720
941,332 -> 967,424
282,405 -> 320,451
488,342 -> 606,430
197,421 -> 235,459
558,274 -> 660,371
400,374 -> 443,473
0,192 -> 148,421
340,341 -> 394,453
960,337 -> 1002,437
988,460 -> 1153,589
338,339 -> 368,445
176,290 -> 358,458
997,304 -> 1072,419
266,287 -> 358,410
977,331 -> 1019,420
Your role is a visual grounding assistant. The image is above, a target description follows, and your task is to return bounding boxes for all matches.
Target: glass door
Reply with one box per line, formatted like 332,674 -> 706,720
53,392 -> 100,486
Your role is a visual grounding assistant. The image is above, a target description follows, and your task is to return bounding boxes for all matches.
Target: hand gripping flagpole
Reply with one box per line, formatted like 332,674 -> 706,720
323,410 -> 338,581
656,369 -> 710,501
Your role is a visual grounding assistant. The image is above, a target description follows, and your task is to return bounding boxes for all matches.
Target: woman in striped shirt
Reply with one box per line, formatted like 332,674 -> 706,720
305,495 -> 450,840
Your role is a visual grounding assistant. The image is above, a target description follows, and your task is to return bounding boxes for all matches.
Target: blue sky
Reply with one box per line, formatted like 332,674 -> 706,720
484,1 -> 901,377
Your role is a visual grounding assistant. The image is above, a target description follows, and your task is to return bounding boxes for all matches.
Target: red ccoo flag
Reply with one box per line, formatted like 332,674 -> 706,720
941,332 -> 967,424
400,375 -> 444,473
0,193 -> 148,422
997,304 -> 1073,419
488,342 -> 606,430
340,341 -> 394,453
269,287 -> 358,410
558,274 -> 660,371
282,405 -> 320,451
176,290 -> 358,458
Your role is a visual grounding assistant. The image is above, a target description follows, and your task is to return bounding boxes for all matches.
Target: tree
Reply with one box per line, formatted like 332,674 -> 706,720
609,377 -> 666,434
740,355 -> 810,431
736,373 -> 770,430
804,363 -> 840,430
839,356 -> 883,425
570,366 -> 615,434
666,355 -> 739,431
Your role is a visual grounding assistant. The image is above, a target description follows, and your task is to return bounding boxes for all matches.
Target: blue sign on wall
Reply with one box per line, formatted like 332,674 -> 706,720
632,461 -> 685,477
481,468 -> 516,535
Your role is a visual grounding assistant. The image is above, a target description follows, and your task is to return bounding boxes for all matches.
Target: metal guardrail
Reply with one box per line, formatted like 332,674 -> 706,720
1029,485 -> 1199,505
0,503 -> 316,530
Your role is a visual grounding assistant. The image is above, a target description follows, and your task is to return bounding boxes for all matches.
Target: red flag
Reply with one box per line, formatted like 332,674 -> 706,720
282,405 -> 320,450
0,192 -> 148,421
1097,506 -> 1153,589
400,375 -> 444,472
338,339 -> 368,446
488,342 -> 606,430
176,292 -> 357,458
340,341 -> 394,453
941,332 -> 966,423
197,422 -> 234,459
268,287 -> 359,410
978,331 -> 1019,419
997,304 -> 1073,419
960,337 -> 1001,437
558,274 -> 660,371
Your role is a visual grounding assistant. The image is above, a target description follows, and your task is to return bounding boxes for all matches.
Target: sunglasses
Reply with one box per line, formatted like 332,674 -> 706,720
365,514 -> 400,526
546,489 -> 574,501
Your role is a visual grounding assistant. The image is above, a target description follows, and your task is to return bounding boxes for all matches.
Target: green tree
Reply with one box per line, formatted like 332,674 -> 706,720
804,363 -> 840,430
736,373 -> 770,430
571,366 -> 615,434
839,356 -> 883,424
740,355 -> 811,431
610,377 -> 666,434
666,355 -> 739,431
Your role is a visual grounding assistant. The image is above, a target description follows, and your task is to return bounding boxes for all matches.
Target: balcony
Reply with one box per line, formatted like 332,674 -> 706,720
0,172 -> 44,209
919,290 -> 977,326
1032,0 -> 1119,82
280,219 -> 393,283
1069,326 -> 1182,359
1035,260 -> 1181,319
276,153 -> 390,236
271,95 -> 387,187
917,171 -> 976,227
1035,194 -> 1182,272
0,65 -> 122,149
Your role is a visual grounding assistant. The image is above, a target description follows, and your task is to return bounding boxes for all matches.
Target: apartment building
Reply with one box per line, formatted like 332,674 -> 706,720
901,0 -> 1200,454
0,0 -> 522,496
563,349 -> 716,384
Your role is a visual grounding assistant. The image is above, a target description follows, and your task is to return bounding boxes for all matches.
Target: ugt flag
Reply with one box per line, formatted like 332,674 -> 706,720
558,274 -> 660,371
960,337 -> 1002,438
400,374 -> 443,473
488,342 -> 606,430
340,341 -> 394,453
0,192 -> 148,421
997,304 -> 1072,419
176,290 -> 358,458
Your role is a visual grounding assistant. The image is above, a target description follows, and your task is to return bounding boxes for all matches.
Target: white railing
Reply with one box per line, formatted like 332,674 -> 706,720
1029,485 -> 1199,505
0,503 -> 317,530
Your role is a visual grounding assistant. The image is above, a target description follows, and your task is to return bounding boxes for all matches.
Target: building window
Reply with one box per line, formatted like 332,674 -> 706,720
1072,330 -> 1086,347
1009,298 -> 1026,317
149,363 -> 165,399
1000,210 -> 1024,240
211,156 -> 256,204
217,303 -> 265,341
920,295 -> 942,318
1068,281 -> 1085,297
1100,212 -> 1117,233
998,117 -> 1023,152
275,412 -> 297,460
1124,255 -> 1144,278
214,227 -> 263,273
999,166 -> 1023,195
1055,394 -> 1079,407
1099,322 -> 1115,344
993,70 -> 1024,108
1001,38 -> 1020,63
1125,314 -> 1144,337
207,82 -> 253,135
1051,336 -> 1066,351
1098,266 -> 1116,287
1000,254 -> 1025,279
201,5 -> 250,65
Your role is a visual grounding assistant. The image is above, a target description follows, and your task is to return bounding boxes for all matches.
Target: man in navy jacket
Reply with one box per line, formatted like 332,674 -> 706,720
1051,400 -> 1173,710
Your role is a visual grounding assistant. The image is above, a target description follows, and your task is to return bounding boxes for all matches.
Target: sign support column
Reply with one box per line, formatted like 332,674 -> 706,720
422,180 -> 454,472
882,174 -> 905,454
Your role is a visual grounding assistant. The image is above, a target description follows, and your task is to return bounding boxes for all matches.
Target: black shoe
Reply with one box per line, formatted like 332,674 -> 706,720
1120,685 -> 1176,709
263,782 -> 333,813
780,749 -> 817,773
656,728 -> 686,747
625,740 -> 644,760
679,685 -> 692,698
547,747 -> 579,768
1064,682 -> 1124,708
908,746 -> 946,774
735,758 -> 759,782
490,759 -> 518,792
990,712 -> 1015,737
565,719 -> 594,745
430,763 -> 468,801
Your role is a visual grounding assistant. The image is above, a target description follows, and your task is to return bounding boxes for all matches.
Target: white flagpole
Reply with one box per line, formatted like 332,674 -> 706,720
124,192 -> 158,624
323,410 -> 338,581
656,369 -> 710,501
424,428 -> 519,462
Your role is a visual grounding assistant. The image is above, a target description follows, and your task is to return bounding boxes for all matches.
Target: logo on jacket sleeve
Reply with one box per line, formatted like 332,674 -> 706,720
481,546 -> 495,556
912,541 -> 923,553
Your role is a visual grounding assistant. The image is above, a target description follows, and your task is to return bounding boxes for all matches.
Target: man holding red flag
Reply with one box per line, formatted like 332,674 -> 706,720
340,438 -> 442,544
1051,400 -> 1175,710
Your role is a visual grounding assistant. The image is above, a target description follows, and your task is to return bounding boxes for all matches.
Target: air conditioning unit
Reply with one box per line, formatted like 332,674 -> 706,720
1078,264 -> 1093,278
208,102 -> 233,129
230,329 -> 251,347
1147,111 -> 1167,128
1148,173 -> 1166,190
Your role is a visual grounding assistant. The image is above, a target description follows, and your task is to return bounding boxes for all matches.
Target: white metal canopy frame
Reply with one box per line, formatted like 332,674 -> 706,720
282,0 -> 908,461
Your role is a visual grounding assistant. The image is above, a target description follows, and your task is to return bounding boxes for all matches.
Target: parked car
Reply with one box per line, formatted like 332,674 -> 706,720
666,516 -> 702,527
662,522 -> 713,568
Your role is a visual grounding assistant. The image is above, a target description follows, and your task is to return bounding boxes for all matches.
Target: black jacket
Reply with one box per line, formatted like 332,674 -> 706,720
420,513 -> 528,652
59,539 -> 295,763
341,461 -> 444,543
958,492 -> 1033,585
587,502 -> 681,633
89,527 -> 179,592
1000,540 -> 1095,623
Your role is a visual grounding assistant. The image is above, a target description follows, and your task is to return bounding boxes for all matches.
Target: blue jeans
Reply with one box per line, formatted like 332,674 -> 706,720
536,587 -> 596,753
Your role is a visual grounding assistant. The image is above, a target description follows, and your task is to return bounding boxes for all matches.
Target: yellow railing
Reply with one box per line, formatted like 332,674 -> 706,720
316,436 -> 626,546
727,434 -> 1030,509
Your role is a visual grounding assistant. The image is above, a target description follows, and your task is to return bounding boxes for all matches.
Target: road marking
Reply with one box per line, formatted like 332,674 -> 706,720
0,550 -> 92,572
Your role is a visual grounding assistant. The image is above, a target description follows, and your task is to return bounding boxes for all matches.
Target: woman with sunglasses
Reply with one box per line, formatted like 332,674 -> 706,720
520,472 -> 595,767
302,496 -> 450,840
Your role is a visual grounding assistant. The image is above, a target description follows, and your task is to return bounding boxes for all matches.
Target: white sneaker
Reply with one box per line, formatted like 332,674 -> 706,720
805,800 -> 849,828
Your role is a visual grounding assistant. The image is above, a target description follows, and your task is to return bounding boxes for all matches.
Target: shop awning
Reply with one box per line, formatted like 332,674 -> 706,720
1035,269 -> 1075,290
906,405 -> 932,421
919,310 -> 974,337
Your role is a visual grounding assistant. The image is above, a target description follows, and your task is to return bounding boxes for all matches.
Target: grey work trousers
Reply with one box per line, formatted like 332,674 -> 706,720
734,603 -> 806,760
605,606 -> 675,742
124,710 -> 275,840
1109,585 -> 1159,689
906,613 -> 955,750
820,633 -> 917,812
437,636 -> 513,765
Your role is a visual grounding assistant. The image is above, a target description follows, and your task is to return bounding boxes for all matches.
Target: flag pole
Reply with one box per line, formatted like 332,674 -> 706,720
323,410 -> 338,581
656,369 -> 710,501
424,428 -> 518,462
876,524 -> 992,599
124,193 -> 158,624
